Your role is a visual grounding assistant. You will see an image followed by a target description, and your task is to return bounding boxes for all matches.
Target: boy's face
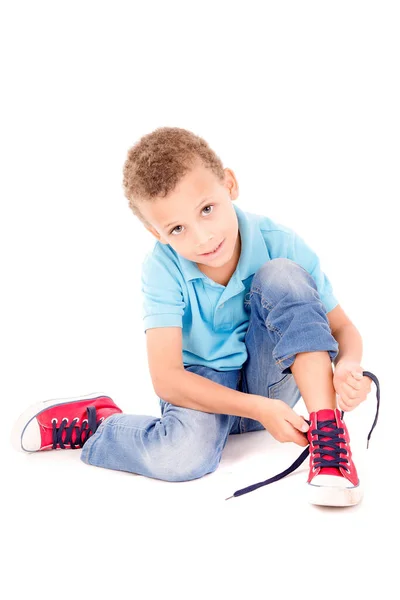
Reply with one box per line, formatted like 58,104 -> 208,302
138,163 -> 241,270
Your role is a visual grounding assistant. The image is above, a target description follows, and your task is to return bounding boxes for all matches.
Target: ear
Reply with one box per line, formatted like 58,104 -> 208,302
223,168 -> 239,201
144,224 -> 168,245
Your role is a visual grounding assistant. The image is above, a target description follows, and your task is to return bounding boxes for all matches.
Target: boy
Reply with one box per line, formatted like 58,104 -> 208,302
11,127 -> 374,507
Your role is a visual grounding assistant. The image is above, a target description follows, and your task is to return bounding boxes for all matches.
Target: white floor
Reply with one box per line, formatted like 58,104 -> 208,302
2,2 -> 398,597
4,360 -> 396,599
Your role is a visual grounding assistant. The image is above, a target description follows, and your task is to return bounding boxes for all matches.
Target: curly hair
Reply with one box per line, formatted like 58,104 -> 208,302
122,127 -> 225,226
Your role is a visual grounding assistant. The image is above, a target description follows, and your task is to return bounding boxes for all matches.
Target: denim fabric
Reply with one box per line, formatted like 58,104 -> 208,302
141,202 -> 339,371
80,258 -> 339,482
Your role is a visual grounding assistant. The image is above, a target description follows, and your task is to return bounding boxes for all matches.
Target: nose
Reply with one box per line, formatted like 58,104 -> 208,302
194,229 -> 214,249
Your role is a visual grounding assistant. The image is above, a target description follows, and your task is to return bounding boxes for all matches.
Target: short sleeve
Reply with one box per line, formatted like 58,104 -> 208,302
141,250 -> 186,331
288,230 -> 339,314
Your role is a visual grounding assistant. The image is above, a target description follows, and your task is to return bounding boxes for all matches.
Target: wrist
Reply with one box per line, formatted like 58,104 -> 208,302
251,394 -> 274,421
335,357 -> 362,369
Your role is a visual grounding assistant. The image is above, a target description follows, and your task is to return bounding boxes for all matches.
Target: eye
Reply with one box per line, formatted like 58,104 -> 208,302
202,205 -> 213,215
170,204 -> 214,236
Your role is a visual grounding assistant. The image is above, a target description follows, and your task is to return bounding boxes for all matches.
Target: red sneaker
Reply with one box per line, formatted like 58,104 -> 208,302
307,408 -> 362,506
11,392 -> 122,453
225,371 -> 379,503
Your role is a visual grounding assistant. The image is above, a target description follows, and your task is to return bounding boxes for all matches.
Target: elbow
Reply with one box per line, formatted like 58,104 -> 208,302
154,380 -> 167,400
153,369 -> 182,401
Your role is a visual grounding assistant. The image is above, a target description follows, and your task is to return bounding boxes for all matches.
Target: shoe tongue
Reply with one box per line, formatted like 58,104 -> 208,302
315,408 -> 340,476
316,408 -> 336,421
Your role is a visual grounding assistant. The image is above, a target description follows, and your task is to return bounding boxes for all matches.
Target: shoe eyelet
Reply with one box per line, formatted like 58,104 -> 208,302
62,417 -> 68,423
82,419 -> 88,424
73,417 -> 79,423
99,417 -> 104,422
51,418 -> 58,424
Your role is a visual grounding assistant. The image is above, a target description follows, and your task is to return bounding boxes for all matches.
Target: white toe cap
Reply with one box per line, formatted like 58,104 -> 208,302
310,474 -> 354,489
12,418 -> 42,452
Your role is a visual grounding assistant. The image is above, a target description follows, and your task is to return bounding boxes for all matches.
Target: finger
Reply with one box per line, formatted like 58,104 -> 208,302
346,374 -> 362,390
341,395 -> 358,411
363,379 -> 372,393
337,395 -> 354,412
342,382 -> 360,400
287,414 -> 310,433
339,392 -> 356,408
293,431 -> 310,447
339,402 -> 355,412
351,371 -> 363,381
285,423 -> 309,447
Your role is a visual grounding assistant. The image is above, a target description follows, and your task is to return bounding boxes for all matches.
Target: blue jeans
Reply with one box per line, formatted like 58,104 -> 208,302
80,258 -> 339,481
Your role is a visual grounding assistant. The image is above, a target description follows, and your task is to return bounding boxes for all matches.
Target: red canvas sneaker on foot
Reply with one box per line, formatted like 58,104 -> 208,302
307,408 -> 362,507
225,371 -> 379,503
11,392 -> 122,453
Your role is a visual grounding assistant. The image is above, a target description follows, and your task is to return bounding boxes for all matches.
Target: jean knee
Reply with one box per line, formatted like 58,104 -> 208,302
252,258 -> 317,302
169,459 -> 219,482
149,437 -> 221,482
253,258 -> 299,285
160,455 -> 220,482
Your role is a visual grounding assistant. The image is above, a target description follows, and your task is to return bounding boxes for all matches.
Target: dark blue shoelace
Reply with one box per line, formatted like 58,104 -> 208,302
52,406 -> 102,449
225,370 -> 380,500
310,418 -> 350,470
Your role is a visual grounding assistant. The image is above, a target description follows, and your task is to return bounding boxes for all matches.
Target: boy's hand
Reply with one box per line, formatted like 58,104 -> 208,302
333,359 -> 372,412
257,398 -> 310,447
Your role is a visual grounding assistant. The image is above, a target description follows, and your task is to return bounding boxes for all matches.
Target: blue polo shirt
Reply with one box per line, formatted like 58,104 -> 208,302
141,203 -> 338,371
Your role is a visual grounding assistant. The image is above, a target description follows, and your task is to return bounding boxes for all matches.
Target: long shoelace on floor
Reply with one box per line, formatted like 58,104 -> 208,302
225,370 -> 380,500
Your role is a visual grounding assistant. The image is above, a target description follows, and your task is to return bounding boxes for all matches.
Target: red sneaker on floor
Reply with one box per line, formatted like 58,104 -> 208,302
225,371 -> 379,503
11,393 -> 123,453
307,408 -> 362,507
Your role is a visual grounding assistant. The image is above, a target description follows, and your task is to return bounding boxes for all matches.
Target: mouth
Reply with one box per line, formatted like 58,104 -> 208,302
200,239 -> 225,257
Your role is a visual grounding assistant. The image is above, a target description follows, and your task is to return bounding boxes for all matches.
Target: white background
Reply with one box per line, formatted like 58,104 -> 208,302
1,1 -> 398,598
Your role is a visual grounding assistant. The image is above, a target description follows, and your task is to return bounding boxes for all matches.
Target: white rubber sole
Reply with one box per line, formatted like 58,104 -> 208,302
11,392 -> 110,453
307,481 -> 363,507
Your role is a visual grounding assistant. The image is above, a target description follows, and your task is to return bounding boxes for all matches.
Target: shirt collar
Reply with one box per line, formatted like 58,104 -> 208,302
174,203 -> 270,283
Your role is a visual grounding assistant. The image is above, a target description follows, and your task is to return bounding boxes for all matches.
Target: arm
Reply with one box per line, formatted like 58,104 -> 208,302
331,322 -> 371,411
146,326 -> 267,420
327,305 -> 363,366
332,323 -> 363,367
147,327 -> 309,446
158,367 -> 267,420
